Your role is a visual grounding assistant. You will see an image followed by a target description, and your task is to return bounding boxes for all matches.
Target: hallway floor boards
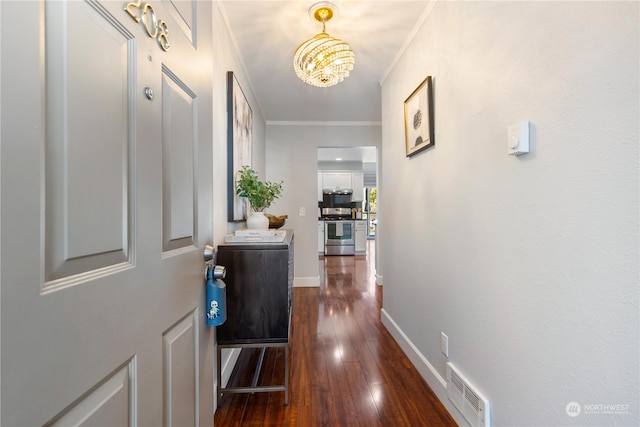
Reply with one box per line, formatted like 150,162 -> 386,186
214,243 -> 457,426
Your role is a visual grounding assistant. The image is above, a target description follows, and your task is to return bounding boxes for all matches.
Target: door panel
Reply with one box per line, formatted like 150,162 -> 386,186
45,0 -> 132,285
47,359 -> 136,427
166,0 -> 196,46
162,68 -> 196,252
163,310 -> 199,427
1,1 -> 214,425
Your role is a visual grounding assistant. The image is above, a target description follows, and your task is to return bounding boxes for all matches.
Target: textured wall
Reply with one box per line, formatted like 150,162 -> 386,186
380,2 -> 639,425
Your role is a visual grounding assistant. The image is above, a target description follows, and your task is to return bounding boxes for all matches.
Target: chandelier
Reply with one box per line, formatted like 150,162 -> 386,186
293,2 -> 355,88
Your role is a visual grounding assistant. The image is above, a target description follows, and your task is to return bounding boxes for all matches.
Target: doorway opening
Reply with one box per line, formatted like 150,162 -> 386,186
364,187 -> 377,238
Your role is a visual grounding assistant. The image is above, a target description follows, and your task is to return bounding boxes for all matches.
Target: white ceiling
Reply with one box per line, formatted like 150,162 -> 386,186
219,1 -> 432,123
318,146 -> 378,163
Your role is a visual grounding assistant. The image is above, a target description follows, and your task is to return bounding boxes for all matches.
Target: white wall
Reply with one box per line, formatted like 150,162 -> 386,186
380,2 -> 639,426
211,4 -> 267,244
266,124 -> 381,285
209,2 -> 267,405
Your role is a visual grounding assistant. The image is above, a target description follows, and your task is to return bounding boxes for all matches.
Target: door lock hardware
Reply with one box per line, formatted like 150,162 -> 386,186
144,87 -> 154,100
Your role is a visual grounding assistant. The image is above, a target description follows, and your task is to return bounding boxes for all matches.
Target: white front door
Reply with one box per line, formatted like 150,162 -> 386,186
1,1 -> 214,425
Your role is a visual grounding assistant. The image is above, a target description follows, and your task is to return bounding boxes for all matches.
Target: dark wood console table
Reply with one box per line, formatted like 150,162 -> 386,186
215,231 -> 293,405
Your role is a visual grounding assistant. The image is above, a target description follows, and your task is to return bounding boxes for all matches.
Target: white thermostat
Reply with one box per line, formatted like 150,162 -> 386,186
508,121 -> 530,156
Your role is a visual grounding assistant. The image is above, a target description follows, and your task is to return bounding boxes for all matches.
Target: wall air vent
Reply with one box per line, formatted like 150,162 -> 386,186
446,362 -> 491,427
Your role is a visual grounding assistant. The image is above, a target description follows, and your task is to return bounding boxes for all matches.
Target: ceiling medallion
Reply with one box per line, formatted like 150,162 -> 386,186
293,1 -> 355,88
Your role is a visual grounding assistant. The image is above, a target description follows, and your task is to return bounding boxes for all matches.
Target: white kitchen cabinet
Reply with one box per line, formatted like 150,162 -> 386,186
355,220 -> 367,254
318,221 -> 325,254
351,172 -> 364,201
322,172 -> 352,190
318,172 -> 323,201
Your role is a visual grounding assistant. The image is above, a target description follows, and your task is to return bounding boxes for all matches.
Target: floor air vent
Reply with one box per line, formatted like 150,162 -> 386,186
446,363 -> 490,427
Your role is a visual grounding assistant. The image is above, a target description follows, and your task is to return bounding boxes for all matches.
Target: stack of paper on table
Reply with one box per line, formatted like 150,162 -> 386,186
224,229 -> 287,243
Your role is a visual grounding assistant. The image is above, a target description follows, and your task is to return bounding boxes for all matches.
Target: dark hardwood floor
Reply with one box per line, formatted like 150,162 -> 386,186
214,241 -> 457,426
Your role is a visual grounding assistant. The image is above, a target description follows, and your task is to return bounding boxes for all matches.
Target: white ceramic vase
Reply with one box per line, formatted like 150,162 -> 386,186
246,211 -> 269,229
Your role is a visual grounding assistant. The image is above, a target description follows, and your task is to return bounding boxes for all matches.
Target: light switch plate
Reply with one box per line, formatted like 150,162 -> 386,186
441,332 -> 449,357
508,121 -> 530,156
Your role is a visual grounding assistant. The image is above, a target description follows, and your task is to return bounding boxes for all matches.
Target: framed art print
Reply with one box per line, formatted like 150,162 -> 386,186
227,71 -> 252,222
404,76 -> 435,157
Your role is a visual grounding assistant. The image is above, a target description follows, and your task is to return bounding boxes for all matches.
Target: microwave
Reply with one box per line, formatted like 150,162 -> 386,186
322,189 -> 353,206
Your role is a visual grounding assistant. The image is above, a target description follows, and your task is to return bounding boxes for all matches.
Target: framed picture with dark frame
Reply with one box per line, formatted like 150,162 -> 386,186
404,76 -> 434,157
227,71 -> 252,222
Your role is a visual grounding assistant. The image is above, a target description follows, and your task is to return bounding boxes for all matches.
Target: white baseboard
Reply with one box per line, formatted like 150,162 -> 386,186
380,308 -> 467,427
220,347 -> 241,387
213,347 -> 241,412
376,274 -> 383,286
294,276 -> 320,287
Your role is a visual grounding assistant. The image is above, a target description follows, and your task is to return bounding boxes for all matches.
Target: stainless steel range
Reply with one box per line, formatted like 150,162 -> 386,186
319,191 -> 359,256
320,207 -> 352,220
324,220 -> 355,256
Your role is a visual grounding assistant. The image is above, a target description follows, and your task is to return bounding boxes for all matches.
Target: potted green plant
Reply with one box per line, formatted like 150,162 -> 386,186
235,165 -> 283,229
